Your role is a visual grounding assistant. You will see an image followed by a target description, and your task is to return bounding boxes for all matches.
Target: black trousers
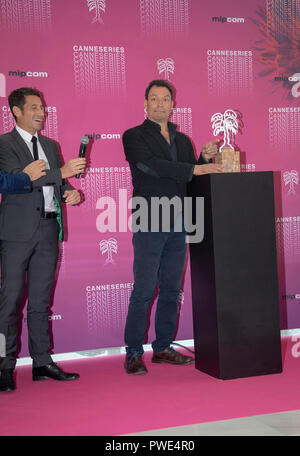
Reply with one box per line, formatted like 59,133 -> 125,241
0,219 -> 59,370
124,230 -> 187,355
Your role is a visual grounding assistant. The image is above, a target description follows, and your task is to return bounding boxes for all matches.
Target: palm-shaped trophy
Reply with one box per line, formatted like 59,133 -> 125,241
211,109 -> 240,172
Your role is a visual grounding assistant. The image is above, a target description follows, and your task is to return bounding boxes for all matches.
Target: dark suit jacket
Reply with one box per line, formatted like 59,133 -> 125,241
123,119 -> 206,230
0,128 -> 70,241
123,119 -> 206,199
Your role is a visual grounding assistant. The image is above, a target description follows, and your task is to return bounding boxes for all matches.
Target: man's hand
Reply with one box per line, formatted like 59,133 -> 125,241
60,158 -> 86,179
201,139 -> 220,162
193,164 -> 223,175
23,160 -> 46,181
63,189 -> 81,205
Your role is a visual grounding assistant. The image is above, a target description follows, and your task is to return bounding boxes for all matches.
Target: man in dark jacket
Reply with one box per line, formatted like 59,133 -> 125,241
123,80 -> 223,374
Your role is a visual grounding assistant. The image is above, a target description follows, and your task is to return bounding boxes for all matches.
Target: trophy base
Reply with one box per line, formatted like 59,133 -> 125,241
215,147 -> 240,173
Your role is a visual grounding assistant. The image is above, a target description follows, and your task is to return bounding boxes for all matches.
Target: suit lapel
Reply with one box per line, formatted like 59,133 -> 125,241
10,128 -> 34,163
11,129 -> 56,169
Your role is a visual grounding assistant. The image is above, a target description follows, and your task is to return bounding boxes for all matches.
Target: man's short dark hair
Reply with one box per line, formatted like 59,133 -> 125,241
145,79 -> 174,100
8,87 -> 42,120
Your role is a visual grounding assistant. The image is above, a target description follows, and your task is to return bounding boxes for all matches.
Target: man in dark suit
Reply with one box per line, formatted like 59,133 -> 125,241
123,80 -> 223,374
0,87 -> 86,392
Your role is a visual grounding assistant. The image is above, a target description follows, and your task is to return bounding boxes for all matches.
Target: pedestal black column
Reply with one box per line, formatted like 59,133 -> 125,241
188,172 -> 282,380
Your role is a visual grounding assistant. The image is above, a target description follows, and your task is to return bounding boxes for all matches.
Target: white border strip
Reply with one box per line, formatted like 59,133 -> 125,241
16,339 -> 195,366
15,331 -> 300,367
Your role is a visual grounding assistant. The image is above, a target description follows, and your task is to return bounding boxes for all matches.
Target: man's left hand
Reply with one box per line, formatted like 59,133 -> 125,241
63,190 -> 81,205
201,139 -> 220,162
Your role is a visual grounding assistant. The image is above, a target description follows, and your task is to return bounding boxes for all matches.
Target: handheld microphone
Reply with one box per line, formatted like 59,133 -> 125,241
76,135 -> 89,178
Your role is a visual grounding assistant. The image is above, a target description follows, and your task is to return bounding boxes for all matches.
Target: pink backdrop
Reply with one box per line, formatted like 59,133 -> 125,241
0,0 -> 299,357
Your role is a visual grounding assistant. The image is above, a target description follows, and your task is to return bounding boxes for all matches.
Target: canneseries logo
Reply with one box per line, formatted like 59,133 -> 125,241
79,166 -> 132,216
86,282 -> 133,335
140,0 -> 190,37
269,107 -> 300,153
0,0 -> 52,32
266,0 -> 300,40
170,107 -> 193,137
73,45 -> 126,96
207,50 -> 253,96
276,216 -> 300,261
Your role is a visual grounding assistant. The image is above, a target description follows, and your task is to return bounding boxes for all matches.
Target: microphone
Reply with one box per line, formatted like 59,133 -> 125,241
76,135 -> 89,178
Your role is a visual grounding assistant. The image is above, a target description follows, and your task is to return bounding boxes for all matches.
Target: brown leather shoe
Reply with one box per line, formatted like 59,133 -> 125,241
124,354 -> 148,375
152,347 -> 194,365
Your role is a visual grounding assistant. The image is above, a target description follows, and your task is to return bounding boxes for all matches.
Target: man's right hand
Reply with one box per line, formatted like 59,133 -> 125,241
193,164 -> 223,175
23,160 -> 47,181
60,158 -> 86,179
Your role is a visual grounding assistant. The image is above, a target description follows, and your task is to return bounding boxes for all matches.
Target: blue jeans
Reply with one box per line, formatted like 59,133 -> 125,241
125,229 -> 187,355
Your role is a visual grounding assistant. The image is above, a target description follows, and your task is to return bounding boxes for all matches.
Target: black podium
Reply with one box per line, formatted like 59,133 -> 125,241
188,172 -> 282,380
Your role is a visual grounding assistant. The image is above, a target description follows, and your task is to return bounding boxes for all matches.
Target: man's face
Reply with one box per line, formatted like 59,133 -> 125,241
13,95 -> 45,135
144,85 -> 173,125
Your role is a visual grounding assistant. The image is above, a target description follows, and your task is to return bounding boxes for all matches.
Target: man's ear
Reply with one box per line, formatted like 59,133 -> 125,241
12,105 -> 22,119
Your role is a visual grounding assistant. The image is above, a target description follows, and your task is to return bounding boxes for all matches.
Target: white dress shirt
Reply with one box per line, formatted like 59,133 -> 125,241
16,125 -> 56,212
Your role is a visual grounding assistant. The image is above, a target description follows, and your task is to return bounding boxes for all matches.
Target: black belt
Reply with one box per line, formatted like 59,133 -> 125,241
41,212 -> 57,219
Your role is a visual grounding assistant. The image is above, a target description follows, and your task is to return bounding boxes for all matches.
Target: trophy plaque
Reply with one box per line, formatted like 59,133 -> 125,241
211,109 -> 240,172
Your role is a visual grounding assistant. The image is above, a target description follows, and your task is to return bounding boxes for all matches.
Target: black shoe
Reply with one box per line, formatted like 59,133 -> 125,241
124,354 -> 148,375
32,362 -> 79,381
0,369 -> 16,392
